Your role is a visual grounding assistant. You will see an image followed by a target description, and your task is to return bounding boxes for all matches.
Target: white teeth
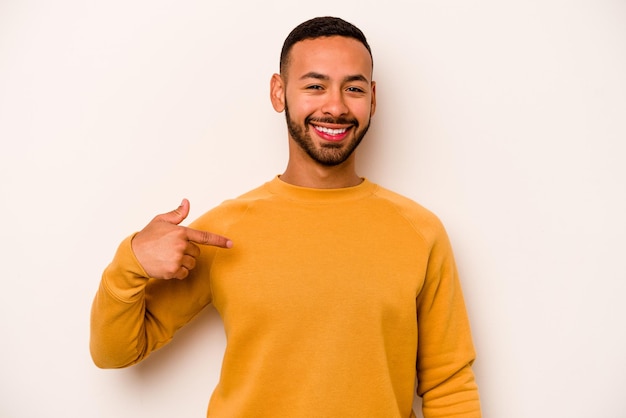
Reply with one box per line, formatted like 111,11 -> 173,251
315,126 -> 347,135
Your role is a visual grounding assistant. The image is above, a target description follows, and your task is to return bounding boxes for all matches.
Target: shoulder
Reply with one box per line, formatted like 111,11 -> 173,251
370,183 -> 449,243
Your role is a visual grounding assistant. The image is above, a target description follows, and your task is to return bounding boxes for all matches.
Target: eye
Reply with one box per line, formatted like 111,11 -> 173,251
306,84 -> 324,90
346,86 -> 366,94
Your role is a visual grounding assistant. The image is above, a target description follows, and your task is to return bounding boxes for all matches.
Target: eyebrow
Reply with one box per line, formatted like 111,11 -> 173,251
300,72 -> 369,84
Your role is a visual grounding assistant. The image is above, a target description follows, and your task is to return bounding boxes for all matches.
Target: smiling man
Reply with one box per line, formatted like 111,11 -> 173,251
90,16 -> 481,418
274,34 -> 375,185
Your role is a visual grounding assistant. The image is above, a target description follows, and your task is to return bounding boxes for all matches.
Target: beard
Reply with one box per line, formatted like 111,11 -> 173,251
285,101 -> 371,167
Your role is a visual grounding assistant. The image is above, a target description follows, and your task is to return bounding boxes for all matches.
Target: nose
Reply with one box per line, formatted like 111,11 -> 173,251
321,89 -> 349,117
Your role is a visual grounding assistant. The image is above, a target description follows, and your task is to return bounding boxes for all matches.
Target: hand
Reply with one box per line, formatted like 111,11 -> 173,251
131,199 -> 233,280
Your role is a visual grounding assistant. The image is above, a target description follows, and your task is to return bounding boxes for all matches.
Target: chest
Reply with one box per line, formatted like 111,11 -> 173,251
208,202 -> 429,333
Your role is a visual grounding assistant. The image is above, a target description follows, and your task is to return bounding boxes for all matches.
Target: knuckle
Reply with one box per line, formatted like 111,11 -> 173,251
199,231 -> 212,244
187,257 -> 197,270
164,262 -> 181,275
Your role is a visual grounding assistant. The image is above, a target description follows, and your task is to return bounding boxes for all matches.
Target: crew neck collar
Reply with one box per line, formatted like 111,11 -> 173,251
266,175 -> 377,203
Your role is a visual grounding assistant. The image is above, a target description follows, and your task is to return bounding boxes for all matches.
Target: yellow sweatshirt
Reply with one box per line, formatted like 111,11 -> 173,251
91,176 -> 480,417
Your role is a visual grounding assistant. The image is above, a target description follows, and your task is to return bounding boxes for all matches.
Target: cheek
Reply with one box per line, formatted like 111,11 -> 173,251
288,97 -> 319,118
351,102 -> 373,122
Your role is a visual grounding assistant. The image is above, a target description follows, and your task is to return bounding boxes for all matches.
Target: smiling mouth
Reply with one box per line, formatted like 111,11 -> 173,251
312,124 -> 350,142
315,125 -> 347,135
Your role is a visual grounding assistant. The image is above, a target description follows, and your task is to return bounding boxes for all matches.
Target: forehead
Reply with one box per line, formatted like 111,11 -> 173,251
286,36 -> 373,81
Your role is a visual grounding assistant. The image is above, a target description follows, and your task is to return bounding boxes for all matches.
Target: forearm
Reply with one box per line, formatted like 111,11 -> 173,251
90,235 -> 157,368
420,362 -> 481,418
90,278 -> 149,368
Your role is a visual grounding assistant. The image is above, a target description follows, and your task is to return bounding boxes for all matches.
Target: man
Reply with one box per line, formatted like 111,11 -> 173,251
90,16 -> 481,417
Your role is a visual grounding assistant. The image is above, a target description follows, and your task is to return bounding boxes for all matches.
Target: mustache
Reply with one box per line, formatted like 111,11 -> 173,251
305,116 -> 359,127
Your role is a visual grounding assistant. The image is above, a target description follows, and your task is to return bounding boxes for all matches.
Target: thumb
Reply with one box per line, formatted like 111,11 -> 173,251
159,199 -> 190,225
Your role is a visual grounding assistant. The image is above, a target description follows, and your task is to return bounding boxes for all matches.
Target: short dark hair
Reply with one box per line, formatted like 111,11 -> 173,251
279,16 -> 372,74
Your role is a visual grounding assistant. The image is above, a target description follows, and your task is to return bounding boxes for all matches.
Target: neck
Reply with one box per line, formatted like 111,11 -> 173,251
280,155 -> 362,189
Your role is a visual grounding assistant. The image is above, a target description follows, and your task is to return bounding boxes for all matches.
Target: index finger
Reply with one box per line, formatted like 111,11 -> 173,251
185,227 -> 233,249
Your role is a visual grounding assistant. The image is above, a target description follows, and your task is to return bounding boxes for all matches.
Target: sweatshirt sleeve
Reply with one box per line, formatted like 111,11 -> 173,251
415,222 -> 481,417
89,234 -> 215,369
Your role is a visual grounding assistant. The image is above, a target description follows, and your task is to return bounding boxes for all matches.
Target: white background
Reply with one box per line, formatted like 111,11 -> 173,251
1,1 -> 625,417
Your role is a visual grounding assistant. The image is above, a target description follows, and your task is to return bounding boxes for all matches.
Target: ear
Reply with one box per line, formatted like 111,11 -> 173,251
370,81 -> 377,117
270,73 -> 286,113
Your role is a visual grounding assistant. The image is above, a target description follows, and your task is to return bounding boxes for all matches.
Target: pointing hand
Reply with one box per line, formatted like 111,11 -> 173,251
131,199 -> 232,280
